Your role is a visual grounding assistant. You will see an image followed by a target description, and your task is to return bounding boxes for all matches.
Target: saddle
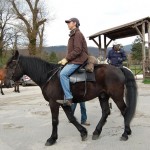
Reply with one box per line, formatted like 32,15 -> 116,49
69,56 -> 98,83
69,66 -> 96,98
55,57 -> 97,98
69,68 -> 96,83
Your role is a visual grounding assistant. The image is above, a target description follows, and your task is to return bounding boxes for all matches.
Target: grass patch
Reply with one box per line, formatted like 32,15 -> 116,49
129,65 -> 143,75
142,79 -> 150,84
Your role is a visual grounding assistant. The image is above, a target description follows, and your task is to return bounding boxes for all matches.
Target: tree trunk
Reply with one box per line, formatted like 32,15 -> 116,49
28,31 -> 37,55
0,37 -> 3,60
28,42 -> 36,55
38,24 -> 45,53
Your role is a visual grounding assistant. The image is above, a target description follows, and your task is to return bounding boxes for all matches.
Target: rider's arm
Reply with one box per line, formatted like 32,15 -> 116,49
120,49 -> 127,61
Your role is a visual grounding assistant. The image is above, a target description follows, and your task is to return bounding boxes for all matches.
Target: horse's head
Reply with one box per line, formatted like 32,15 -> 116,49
5,50 -> 24,84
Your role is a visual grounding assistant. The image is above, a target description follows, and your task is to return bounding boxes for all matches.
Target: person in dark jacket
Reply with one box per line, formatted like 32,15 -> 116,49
107,42 -> 127,67
56,18 -> 88,106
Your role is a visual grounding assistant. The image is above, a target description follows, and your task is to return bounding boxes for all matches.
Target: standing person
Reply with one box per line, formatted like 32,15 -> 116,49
71,102 -> 90,126
107,42 -> 127,67
56,18 -> 88,106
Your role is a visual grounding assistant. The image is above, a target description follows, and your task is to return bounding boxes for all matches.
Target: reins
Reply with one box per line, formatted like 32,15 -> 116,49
6,55 -> 22,80
47,66 -> 63,82
42,65 -> 62,90
13,56 -> 23,78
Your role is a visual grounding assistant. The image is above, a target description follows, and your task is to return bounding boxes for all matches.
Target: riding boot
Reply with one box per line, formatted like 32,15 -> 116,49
56,99 -> 73,106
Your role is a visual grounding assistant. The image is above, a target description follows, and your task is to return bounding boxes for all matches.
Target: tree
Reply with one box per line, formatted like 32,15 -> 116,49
0,0 -> 15,59
131,36 -> 142,61
49,51 -> 58,63
11,0 -> 48,55
0,0 -> 17,67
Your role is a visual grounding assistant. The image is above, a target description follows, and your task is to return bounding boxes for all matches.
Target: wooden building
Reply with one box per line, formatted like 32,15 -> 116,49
88,16 -> 150,78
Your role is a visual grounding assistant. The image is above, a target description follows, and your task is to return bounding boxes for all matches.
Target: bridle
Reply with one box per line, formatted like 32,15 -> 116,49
7,55 -> 22,80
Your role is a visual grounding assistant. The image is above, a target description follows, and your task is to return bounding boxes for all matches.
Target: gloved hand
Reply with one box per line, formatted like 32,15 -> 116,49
107,59 -> 111,64
58,58 -> 68,65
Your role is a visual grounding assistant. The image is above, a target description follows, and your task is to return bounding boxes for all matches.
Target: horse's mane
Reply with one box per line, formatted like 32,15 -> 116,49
19,55 -> 60,85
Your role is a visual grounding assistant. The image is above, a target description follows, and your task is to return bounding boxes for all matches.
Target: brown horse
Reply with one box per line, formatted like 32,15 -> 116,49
0,68 -> 7,95
0,68 -> 20,94
5,50 -> 137,146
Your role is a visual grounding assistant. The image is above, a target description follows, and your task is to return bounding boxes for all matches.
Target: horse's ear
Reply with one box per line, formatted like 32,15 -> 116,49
14,50 -> 19,58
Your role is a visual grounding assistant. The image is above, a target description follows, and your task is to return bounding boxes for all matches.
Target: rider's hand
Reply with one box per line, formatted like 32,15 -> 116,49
107,59 -> 111,64
58,58 -> 68,65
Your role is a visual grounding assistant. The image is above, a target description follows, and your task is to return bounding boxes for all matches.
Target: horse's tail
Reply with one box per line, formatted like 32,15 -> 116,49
120,67 -> 138,124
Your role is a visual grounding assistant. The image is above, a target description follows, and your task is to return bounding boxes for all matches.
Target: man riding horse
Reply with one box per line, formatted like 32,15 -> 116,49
56,17 -> 88,106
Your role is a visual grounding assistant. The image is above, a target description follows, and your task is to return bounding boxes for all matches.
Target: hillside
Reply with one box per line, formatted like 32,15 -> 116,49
43,44 -> 132,57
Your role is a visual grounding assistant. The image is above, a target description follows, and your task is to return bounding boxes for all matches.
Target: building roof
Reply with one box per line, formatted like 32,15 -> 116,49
89,17 -> 150,40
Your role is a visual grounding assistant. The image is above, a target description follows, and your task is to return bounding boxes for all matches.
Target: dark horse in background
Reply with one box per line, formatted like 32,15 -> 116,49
5,50 -> 137,146
0,68 -> 20,95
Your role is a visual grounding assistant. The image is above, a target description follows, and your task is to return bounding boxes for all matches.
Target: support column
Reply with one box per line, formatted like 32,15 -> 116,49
104,35 -> 107,58
148,22 -> 150,60
142,22 -> 146,78
98,35 -> 102,55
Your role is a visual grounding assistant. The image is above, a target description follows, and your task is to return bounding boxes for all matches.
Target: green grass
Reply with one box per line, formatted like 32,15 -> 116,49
142,79 -> 150,84
129,65 -> 143,75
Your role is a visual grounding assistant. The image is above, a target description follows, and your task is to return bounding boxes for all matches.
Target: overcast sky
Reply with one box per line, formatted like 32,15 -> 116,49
44,0 -> 150,47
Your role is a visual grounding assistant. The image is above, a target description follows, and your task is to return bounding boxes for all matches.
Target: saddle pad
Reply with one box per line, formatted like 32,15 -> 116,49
69,71 -> 96,83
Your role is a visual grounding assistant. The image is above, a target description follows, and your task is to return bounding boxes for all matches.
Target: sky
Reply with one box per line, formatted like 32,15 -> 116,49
44,0 -> 150,47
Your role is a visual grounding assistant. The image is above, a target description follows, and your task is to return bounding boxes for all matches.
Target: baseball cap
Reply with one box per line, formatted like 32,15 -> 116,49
113,42 -> 119,46
65,18 -> 80,27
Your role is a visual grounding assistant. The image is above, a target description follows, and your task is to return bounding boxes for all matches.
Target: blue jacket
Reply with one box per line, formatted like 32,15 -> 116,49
107,48 -> 127,67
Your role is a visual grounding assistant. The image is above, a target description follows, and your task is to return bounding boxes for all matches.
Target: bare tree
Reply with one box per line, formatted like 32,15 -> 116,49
38,23 -> 44,53
0,0 -> 15,61
11,0 -> 48,55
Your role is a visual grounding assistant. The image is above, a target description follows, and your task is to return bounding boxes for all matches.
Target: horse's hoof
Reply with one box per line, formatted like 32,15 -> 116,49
120,134 -> 128,141
45,138 -> 56,146
81,131 -> 88,141
92,134 -> 99,140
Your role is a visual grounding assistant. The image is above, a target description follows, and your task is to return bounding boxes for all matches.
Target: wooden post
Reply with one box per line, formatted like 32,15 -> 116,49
98,35 -> 101,56
148,22 -> 150,60
104,35 -> 107,58
142,22 -> 146,78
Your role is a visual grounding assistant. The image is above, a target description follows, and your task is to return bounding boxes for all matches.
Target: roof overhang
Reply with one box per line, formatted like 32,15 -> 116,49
89,17 -> 150,40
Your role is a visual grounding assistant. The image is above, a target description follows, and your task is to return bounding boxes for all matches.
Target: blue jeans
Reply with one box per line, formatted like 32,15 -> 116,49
71,102 -> 87,124
60,64 -> 80,100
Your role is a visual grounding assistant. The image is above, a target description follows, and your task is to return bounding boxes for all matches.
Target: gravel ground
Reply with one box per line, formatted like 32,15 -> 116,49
0,80 -> 150,150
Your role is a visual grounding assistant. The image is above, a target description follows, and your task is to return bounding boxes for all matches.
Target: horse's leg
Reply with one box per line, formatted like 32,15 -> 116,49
0,82 -> 4,95
111,95 -> 130,141
62,105 -> 88,141
45,103 -> 59,146
92,93 -> 110,140
17,83 -> 20,93
14,83 -> 16,92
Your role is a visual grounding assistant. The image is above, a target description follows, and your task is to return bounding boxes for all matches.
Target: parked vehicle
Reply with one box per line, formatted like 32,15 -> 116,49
21,75 -> 36,86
